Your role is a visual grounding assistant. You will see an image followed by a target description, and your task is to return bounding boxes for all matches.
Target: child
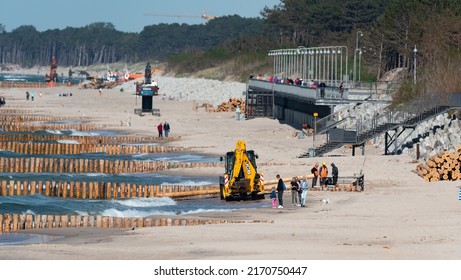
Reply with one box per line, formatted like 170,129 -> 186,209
270,187 -> 277,208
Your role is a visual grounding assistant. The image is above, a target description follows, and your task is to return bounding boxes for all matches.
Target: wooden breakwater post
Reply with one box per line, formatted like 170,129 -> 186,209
0,179 -> 220,199
0,156 -> 222,174
0,141 -> 185,155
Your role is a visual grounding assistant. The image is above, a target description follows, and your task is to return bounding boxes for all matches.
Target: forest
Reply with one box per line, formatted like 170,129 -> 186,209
1,0 -> 461,95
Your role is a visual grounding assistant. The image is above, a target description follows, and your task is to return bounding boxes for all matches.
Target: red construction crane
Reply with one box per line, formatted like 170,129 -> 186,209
144,11 -> 217,22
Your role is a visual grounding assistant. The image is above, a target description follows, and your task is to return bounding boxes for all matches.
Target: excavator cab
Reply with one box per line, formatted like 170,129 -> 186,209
219,141 -> 264,200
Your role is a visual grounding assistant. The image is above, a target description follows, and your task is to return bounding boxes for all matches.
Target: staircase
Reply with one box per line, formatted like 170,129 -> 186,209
299,105 -> 453,158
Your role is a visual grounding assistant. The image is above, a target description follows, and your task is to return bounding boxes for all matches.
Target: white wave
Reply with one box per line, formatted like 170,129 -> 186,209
182,208 -> 234,215
83,173 -> 108,177
75,210 -> 89,216
25,209 -> 36,215
154,157 -> 174,162
101,207 -> 233,218
132,153 -> 148,158
57,139 -> 80,144
4,78 -> 27,81
70,129 -> 99,136
112,197 -> 176,208
46,130 -> 63,135
101,208 -> 169,218
161,180 -> 213,186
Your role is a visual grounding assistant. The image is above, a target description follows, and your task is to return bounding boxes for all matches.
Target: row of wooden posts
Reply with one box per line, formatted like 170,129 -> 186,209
0,157 -> 223,174
0,213 -> 274,233
0,122 -> 109,132
0,81 -> 66,88
0,109 -> 32,115
0,141 -> 184,155
1,114 -> 91,123
0,180 -> 220,199
0,134 -> 181,144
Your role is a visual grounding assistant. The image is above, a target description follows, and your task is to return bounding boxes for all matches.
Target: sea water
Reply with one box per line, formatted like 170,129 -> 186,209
0,72 -> 84,84
0,114 -> 268,245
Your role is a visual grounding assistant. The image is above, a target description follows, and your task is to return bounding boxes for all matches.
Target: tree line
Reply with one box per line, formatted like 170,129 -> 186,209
0,16 -> 266,68
2,0 -> 461,93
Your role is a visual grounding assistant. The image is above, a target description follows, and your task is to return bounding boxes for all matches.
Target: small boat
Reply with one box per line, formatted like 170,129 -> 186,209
124,68 -> 162,81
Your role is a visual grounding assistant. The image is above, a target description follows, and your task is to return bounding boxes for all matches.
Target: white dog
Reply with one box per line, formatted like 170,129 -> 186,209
321,198 -> 330,204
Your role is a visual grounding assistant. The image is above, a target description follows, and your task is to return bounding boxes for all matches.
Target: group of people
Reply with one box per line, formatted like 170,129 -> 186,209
250,74 -> 346,99
270,174 -> 310,209
311,162 -> 339,189
270,162 -> 339,209
156,121 -> 171,138
25,91 -> 38,101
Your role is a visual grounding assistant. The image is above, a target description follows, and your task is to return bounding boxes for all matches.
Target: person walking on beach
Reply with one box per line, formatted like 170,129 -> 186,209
276,174 -> 284,208
269,187 -> 277,208
311,163 -> 319,188
163,121 -> 170,138
319,162 -> 329,189
290,177 -> 300,207
299,176 -> 309,207
157,122 -> 163,138
98,88 -> 103,96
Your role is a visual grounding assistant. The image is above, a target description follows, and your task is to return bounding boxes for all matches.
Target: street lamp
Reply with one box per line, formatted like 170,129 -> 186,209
313,112 -> 318,149
413,45 -> 417,84
358,49 -> 362,83
353,31 -> 363,84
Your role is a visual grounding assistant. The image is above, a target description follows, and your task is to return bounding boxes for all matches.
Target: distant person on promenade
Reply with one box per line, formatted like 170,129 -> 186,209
26,91 -> 30,100
276,174 -> 285,208
339,82 -> 344,99
163,121 -> 170,138
319,81 -> 326,99
157,122 -> 163,138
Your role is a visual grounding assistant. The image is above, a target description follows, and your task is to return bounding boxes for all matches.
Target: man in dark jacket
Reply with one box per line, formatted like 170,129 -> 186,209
163,121 -> 170,138
276,174 -> 284,208
331,163 -> 339,185
311,163 -> 319,188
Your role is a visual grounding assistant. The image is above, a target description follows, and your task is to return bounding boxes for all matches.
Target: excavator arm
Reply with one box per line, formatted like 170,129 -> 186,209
221,140 -> 264,200
228,141 -> 256,190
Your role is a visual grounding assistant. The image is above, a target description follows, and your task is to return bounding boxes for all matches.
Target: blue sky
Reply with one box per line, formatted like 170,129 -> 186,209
0,0 -> 281,33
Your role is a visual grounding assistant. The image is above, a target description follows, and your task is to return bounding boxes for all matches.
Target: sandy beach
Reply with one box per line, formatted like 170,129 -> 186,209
1,75 -> 461,260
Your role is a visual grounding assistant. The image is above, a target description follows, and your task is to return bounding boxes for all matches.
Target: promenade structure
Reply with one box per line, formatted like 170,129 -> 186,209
245,46 -> 461,158
246,46 -> 355,129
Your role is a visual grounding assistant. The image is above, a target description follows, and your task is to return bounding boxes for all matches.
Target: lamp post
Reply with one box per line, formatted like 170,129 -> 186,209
413,45 -> 417,84
353,31 -> 363,84
358,49 -> 362,83
313,112 -> 318,149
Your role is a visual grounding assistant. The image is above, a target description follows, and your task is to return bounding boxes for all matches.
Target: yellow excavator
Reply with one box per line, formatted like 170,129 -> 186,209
219,140 -> 265,200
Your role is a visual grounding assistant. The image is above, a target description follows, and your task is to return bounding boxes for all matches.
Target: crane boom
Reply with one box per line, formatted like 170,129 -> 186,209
144,12 -> 217,21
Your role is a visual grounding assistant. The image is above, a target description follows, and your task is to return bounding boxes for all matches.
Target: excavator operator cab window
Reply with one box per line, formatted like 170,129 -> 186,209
246,151 -> 258,171
224,152 -> 235,175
